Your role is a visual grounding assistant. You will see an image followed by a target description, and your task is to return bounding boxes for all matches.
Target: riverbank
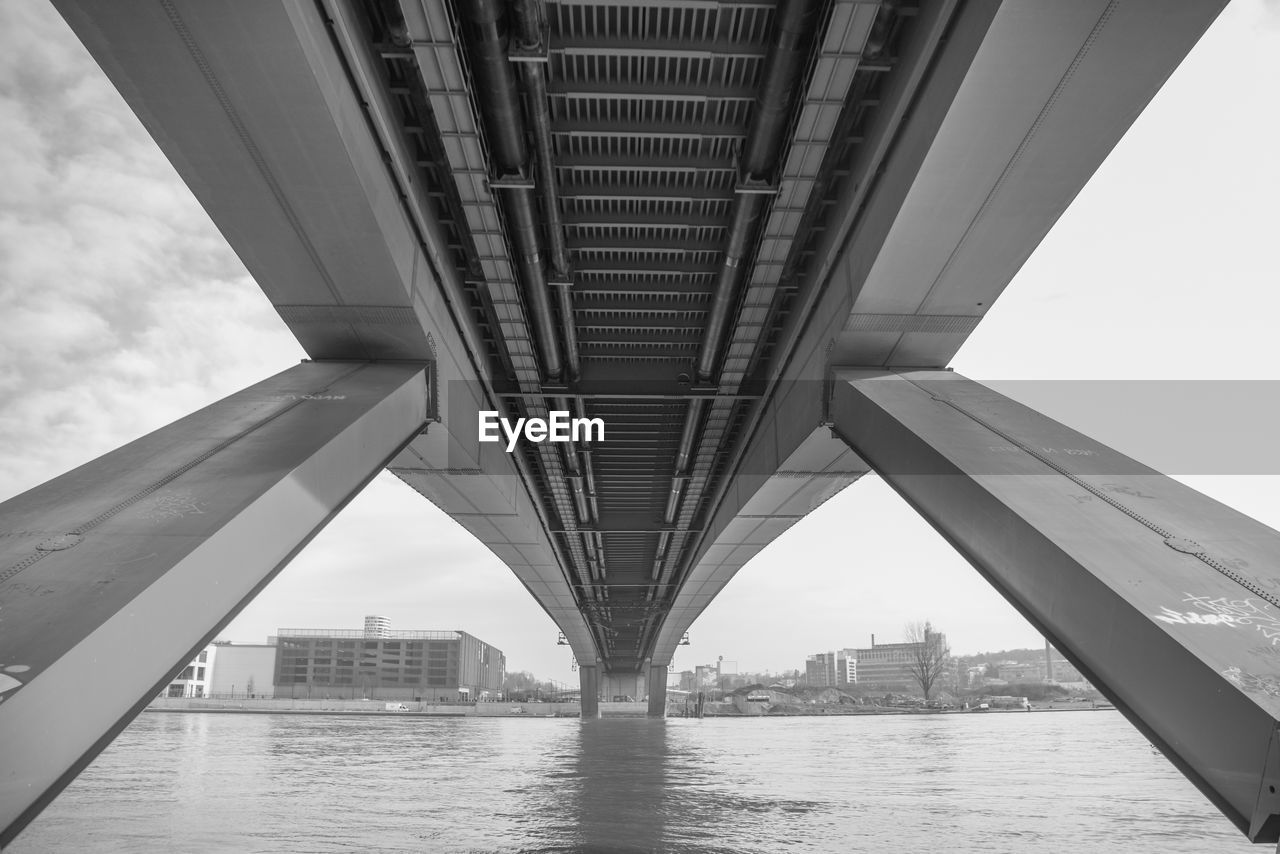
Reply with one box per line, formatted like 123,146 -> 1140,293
146,697 -> 1116,718
146,697 -> 581,717
683,701 -> 1116,717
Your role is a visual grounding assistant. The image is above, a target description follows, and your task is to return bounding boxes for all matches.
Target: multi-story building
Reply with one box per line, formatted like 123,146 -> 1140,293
805,652 -> 837,687
677,670 -> 696,693
207,642 -> 278,698
271,618 -> 504,701
836,650 -> 858,686
805,651 -> 858,687
161,647 -> 214,698
993,656 -> 1088,686
1047,657 -> 1086,684
807,633 -> 949,695
997,661 -> 1044,682
850,632 -> 948,695
961,665 -> 987,689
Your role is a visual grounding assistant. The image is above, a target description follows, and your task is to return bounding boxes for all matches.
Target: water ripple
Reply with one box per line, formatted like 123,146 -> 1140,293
8,712 -> 1259,853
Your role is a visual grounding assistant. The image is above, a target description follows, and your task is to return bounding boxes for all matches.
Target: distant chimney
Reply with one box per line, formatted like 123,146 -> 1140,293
871,633 -> 876,647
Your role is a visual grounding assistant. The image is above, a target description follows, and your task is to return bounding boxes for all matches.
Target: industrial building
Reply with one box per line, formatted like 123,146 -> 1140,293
994,658 -> 1087,687
851,634 -> 947,694
207,642 -> 278,699
806,633 -> 948,694
271,618 -> 505,701
805,651 -> 857,688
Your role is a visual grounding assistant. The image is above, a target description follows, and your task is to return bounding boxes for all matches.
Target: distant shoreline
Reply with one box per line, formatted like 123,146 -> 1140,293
146,707 -> 479,718
144,698 -> 1116,719
145,698 -> 583,718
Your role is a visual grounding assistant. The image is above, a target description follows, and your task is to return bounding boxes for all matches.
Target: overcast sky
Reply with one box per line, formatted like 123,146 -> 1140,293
3,1 -> 1279,686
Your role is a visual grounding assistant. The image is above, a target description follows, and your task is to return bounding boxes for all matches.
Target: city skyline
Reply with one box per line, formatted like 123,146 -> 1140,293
3,1 -> 1280,684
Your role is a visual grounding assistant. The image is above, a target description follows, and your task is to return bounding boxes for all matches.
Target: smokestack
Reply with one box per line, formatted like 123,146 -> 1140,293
871,633 -> 876,647
1045,639 -> 1054,681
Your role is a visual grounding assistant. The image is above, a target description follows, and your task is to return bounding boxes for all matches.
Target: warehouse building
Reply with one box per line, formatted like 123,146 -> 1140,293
271,617 -> 504,701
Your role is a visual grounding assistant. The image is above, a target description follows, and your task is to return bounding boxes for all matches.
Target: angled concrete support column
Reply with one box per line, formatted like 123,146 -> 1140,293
831,369 -> 1280,843
579,665 -> 600,719
0,361 -> 430,846
647,665 -> 668,718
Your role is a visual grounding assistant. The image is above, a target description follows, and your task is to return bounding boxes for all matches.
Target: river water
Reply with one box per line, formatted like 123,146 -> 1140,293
9,710 -> 1257,853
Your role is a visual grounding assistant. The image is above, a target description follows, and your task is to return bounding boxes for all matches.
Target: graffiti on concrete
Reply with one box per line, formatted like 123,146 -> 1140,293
142,489 -> 207,523
1223,666 -> 1280,698
1152,593 -> 1280,645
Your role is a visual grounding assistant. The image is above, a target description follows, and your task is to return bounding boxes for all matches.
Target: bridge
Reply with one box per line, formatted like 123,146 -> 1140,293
3,0 -> 1279,846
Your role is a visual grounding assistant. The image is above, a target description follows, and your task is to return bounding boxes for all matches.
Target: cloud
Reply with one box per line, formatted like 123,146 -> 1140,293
0,3 -> 302,497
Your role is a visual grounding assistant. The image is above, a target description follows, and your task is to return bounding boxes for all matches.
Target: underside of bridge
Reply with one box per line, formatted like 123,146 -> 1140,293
7,0 -> 1280,847
366,0 -> 903,677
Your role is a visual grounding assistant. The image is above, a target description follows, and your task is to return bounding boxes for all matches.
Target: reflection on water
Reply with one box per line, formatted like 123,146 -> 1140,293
520,719 -> 673,853
10,712 -> 1258,853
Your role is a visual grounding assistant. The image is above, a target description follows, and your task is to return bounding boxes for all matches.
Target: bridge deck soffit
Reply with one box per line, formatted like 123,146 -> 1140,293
49,0 -> 1229,672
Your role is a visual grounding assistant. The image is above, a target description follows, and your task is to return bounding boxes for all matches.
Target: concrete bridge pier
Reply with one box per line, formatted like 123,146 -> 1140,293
579,667 -> 667,717
0,361 -> 432,847
647,665 -> 668,718
830,369 -> 1280,843
599,671 -> 646,703
578,665 -> 600,718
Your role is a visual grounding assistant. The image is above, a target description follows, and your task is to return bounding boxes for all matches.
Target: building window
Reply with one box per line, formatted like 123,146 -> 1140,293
198,651 -> 208,663
196,667 -> 205,680
180,666 -> 195,680
167,684 -> 184,697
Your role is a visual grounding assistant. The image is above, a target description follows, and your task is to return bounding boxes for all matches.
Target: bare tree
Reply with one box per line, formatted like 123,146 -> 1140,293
904,621 -> 950,701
